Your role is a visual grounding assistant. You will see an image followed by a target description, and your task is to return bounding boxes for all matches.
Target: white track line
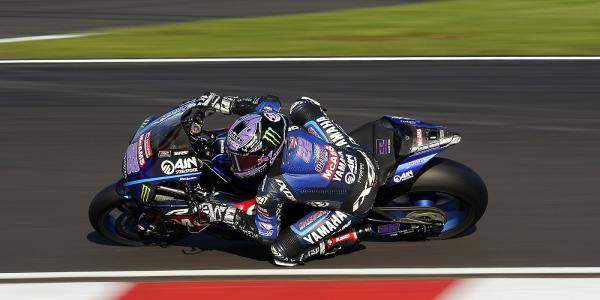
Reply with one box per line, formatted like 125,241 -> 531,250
2,268 -> 600,280
0,33 -> 93,44
1,57 -> 600,64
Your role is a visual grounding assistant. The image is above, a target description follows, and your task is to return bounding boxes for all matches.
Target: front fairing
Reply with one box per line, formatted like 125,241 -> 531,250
122,100 -> 202,187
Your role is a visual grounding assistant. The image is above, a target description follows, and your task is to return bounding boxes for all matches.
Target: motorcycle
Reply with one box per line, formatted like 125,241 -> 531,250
89,100 -> 487,249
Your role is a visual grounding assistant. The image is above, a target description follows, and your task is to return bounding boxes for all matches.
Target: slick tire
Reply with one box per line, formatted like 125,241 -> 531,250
412,158 -> 487,239
380,158 -> 488,239
88,183 -> 145,246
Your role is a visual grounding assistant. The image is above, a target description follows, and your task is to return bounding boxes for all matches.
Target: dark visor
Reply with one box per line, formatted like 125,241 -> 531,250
230,152 -> 264,172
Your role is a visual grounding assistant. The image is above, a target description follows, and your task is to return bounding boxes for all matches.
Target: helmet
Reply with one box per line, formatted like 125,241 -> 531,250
226,112 -> 287,178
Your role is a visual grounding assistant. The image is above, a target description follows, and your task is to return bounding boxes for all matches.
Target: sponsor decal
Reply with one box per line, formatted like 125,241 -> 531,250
390,116 -> 417,125
393,170 -> 414,183
259,221 -> 273,230
321,145 -> 339,181
140,184 -> 153,204
377,223 -> 401,234
308,201 -> 329,208
333,152 -> 358,184
314,145 -> 328,172
137,135 -> 146,167
306,127 -> 320,138
126,143 -> 140,174
258,228 -> 274,237
223,207 -> 236,224
274,178 -> 296,201
256,196 -> 269,205
165,208 -> 208,230
264,112 -> 281,122
416,128 -> 424,147
257,205 -> 269,216
345,172 -> 356,184
143,132 -> 153,158
376,139 -> 391,155
407,157 -> 429,168
289,137 -> 297,149
332,150 -> 346,182
178,175 -> 199,182
316,116 -> 348,147
263,127 -> 282,146
137,118 -> 151,131
154,104 -> 192,126
352,151 -> 377,212
122,155 -> 127,178
173,150 -> 189,156
297,211 -> 328,231
160,157 -> 199,175
303,211 -> 349,244
296,137 -> 313,163
326,231 -> 359,250
357,163 -> 364,182
199,203 -> 230,223
306,246 -> 322,258
158,150 -> 171,158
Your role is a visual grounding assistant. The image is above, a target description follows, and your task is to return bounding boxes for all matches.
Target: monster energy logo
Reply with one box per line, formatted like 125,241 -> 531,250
263,127 -> 282,146
140,184 -> 153,204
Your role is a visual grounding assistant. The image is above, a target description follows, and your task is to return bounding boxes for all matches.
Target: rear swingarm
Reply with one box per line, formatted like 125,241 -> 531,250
367,206 -> 447,239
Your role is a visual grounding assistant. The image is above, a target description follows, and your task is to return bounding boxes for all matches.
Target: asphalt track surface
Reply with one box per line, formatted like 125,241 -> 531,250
0,0 -> 414,38
1,61 -> 599,273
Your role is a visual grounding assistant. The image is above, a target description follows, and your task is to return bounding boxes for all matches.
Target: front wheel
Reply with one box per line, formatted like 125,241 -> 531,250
88,183 -> 188,246
380,158 -> 488,239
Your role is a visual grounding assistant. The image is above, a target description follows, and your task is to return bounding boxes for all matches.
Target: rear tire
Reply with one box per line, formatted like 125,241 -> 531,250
380,158 -> 488,239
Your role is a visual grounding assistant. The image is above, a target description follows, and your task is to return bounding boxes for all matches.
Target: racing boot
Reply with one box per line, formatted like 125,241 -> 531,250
274,225 -> 372,266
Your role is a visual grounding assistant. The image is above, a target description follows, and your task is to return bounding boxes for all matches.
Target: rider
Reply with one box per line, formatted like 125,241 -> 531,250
185,92 -> 379,266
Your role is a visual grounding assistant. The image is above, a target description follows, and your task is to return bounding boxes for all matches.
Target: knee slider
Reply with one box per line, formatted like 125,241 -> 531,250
270,227 -> 306,261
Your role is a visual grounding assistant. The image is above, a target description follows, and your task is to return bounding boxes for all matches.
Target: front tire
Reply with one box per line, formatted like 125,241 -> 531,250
88,183 -> 188,246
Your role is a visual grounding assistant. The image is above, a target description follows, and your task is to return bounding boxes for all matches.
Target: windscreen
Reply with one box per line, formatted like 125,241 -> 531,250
124,101 -> 195,176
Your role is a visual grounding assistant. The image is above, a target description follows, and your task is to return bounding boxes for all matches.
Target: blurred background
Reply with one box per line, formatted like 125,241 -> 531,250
1,0 -> 599,276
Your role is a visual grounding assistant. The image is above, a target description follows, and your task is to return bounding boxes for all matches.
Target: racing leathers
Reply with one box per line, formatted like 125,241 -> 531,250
193,92 -> 380,266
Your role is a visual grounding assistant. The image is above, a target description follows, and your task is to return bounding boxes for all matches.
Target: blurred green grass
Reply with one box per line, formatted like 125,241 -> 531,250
2,0 -> 600,58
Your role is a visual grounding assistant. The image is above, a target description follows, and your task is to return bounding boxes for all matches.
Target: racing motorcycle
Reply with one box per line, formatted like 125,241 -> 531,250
89,101 -> 487,248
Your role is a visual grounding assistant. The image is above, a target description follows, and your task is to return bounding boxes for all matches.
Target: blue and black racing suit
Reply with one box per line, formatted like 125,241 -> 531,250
196,94 -> 380,264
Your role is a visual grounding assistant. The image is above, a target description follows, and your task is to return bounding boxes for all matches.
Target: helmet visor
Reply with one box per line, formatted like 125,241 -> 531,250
230,152 -> 266,172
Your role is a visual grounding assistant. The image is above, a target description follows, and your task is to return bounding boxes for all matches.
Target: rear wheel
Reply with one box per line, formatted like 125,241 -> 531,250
88,183 -> 188,246
381,158 -> 487,239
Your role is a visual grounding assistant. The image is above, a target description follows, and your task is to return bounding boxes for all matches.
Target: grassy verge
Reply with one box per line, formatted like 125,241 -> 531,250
1,0 -> 600,58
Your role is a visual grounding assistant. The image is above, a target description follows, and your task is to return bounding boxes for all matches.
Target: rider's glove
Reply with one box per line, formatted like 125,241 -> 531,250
195,92 -> 234,114
198,201 -> 237,225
